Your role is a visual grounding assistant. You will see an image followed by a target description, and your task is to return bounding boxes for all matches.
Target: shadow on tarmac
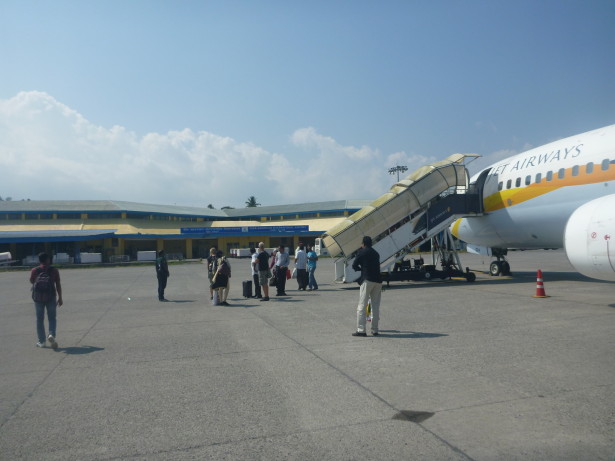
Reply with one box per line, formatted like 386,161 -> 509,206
381,270 -> 604,290
377,330 -> 448,339
393,410 -> 435,423
230,298 -> 307,306
56,345 -> 105,355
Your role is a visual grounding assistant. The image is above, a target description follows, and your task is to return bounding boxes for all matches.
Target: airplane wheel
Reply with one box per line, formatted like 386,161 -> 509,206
500,261 -> 511,275
466,272 -> 476,282
489,261 -> 502,276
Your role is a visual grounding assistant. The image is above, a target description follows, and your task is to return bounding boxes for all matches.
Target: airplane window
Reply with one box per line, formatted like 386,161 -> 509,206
506,179 -> 512,189
558,168 -> 565,179
572,165 -> 579,176
515,177 -> 521,187
525,175 -> 531,185
601,159 -> 610,171
546,171 -> 553,181
498,181 -> 503,191
586,162 -> 594,174
535,173 -> 542,183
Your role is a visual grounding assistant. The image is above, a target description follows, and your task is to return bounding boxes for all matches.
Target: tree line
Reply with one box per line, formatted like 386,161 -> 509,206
207,196 -> 261,210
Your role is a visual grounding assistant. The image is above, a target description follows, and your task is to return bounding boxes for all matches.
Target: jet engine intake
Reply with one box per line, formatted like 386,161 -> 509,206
564,194 -> 615,282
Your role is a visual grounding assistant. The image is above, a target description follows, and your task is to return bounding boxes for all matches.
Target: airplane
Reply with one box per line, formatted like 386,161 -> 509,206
451,124 -> 615,282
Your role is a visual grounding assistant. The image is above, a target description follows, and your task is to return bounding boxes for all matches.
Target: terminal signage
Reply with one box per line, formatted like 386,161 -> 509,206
181,225 -> 309,235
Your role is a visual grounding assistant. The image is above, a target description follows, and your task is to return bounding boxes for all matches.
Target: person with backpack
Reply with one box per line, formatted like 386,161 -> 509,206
351,236 -> 382,337
211,250 -> 231,306
29,252 -> 63,348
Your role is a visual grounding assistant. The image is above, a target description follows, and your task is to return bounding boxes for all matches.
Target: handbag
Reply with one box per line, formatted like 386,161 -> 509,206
291,268 -> 297,279
269,276 -> 276,286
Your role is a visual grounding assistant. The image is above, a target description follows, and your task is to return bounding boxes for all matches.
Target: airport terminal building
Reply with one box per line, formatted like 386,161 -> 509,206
0,200 -> 369,264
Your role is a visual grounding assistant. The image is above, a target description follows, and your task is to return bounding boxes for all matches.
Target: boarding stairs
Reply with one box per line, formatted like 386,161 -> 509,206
321,154 -> 482,283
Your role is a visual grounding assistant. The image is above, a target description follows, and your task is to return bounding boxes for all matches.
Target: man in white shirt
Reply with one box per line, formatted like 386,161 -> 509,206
274,245 -> 290,296
250,247 -> 262,298
294,244 -> 308,290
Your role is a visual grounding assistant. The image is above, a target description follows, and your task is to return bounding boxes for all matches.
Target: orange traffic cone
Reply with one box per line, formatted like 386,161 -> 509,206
533,269 -> 550,298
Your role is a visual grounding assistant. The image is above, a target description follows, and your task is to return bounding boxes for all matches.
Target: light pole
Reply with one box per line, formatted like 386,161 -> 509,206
388,165 -> 408,182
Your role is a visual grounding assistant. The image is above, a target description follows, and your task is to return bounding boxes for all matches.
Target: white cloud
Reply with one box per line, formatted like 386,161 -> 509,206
0,92 -> 436,207
290,127 -> 379,161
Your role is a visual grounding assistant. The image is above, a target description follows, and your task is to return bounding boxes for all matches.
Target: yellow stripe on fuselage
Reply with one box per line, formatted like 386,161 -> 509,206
484,163 -> 615,212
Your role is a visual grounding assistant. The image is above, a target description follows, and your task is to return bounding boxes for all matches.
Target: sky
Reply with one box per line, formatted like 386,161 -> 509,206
1,0 -> 614,208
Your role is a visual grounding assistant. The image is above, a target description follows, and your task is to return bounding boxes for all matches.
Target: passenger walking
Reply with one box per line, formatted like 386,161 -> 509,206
274,245 -> 290,296
306,244 -> 319,290
207,247 -> 217,300
30,252 -> 63,348
156,250 -> 170,301
250,247 -> 262,298
212,250 -> 231,306
294,244 -> 308,290
351,236 -> 382,337
256,242 -> 271,301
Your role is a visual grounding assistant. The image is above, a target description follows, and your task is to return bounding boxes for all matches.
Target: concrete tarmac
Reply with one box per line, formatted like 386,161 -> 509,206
1,250 -> 614,460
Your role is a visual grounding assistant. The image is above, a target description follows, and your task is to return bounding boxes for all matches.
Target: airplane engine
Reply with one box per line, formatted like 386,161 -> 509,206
564,194 -> 615,282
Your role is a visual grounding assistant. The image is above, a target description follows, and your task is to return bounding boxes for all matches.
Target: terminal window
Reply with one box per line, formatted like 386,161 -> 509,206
89,213 -> 122,219
57,213 -> 82,219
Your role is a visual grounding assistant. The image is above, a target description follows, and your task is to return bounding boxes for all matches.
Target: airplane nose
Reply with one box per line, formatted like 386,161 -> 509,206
451,218 -> 465,239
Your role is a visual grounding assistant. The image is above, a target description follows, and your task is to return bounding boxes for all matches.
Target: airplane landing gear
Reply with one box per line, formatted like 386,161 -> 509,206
489,249 -> 511,276
489,260 -> 511,276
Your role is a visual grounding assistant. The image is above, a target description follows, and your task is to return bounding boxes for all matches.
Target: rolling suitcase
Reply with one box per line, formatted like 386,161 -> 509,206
242,280 -> 253,298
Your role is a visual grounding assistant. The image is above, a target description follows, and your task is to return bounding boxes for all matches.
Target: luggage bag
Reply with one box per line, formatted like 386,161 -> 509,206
242,280 -> 253,298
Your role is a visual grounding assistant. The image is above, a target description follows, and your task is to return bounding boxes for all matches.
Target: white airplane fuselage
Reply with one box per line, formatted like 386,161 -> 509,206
452,124 -> 615,281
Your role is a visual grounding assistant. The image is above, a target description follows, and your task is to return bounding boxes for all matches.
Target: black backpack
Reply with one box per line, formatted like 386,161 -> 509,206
32,267 -> 55,302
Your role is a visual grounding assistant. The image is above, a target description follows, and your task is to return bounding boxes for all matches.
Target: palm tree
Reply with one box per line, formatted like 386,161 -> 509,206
245,196 -> 260,207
